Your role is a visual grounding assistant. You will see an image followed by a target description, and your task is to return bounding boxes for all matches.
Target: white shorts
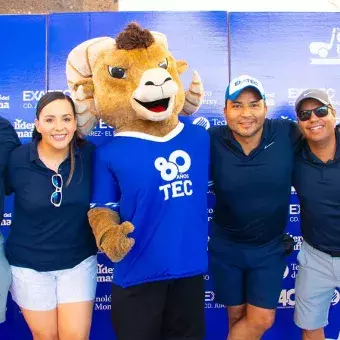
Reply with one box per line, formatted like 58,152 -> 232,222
10,255 -> 98,311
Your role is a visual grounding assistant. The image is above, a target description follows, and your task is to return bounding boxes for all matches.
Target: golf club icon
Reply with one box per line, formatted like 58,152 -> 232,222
310,28 -> 340,58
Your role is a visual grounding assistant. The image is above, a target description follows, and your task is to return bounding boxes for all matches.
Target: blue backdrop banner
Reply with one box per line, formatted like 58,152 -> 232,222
0,11 -> 339,340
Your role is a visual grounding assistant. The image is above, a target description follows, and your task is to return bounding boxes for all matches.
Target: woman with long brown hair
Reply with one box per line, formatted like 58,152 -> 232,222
6,92 -> 97,340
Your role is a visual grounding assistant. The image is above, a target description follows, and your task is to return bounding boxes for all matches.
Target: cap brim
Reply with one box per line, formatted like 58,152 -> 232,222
228,85 -> 265,101
295,96 -> 329,112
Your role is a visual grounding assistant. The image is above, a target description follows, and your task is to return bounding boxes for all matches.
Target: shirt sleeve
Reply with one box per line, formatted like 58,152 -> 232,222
288,120 -> 303,151
0,118 -> 21,169
91,146 -> 121,213
0,118 -> 21,195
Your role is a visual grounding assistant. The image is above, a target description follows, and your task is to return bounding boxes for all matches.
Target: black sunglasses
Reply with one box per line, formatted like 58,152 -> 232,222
51,174 -> 63,207
297,105 -> 330,122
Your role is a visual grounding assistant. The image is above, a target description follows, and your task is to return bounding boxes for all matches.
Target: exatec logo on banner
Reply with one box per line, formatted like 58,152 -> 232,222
0,94 -> 10,109
155,150 -> 193,201
287,88 -> 339,107
289,204 -> 300,223
290,204 -> 300,214
205,290 -> 215,302
309,28 -> 340,65
97,263 -> 113,283
22,90 -> 71,109
193,117 -> 210,130
205,290 -> 225,309
14,119 -> 35,138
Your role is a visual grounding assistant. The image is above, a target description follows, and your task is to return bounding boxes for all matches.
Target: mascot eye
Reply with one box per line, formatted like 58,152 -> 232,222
108,66 -> 126,79
158,59 -> 168,69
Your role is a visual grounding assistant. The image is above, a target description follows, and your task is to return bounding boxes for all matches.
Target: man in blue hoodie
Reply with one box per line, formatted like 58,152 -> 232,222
0,116 -> 20,324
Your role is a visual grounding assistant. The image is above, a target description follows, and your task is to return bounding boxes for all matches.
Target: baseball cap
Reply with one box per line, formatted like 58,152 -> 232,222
225,75 -> 266,102
295,89 -> 332,112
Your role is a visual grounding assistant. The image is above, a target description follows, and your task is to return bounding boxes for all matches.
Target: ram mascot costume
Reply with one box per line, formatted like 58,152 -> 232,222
66,22 -> 210,340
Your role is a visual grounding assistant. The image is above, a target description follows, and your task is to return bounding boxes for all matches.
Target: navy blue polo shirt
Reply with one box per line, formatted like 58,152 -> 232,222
6,138 -> 97,271
293,126 -> 340,252
209,119 -> 301,245
0,117 -> 21,243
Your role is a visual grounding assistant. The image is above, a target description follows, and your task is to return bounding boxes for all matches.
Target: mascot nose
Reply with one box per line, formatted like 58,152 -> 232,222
145,77 -> 172,86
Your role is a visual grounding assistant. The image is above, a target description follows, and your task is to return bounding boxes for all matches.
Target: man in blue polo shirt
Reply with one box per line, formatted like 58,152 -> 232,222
293,89 -> 340,340
209,75 -> 300,340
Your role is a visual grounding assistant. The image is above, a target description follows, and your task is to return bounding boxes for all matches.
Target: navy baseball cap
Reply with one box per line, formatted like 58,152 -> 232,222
225,75 -> 266,101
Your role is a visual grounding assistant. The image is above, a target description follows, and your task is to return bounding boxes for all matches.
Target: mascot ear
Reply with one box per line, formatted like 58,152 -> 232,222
66,36 -> 116,137
73,79 -> 94,101
67,77 -> 98,138
150,30 -> 168,50
180,71 -> 205,116
176,60 -> 188,74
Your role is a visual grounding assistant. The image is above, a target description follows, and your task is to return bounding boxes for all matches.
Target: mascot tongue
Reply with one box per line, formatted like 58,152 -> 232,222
136,97 -> 169,113
149,105 -> 166,112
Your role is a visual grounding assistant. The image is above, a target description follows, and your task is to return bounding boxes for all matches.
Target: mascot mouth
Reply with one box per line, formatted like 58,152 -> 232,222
134,98 -> 170,113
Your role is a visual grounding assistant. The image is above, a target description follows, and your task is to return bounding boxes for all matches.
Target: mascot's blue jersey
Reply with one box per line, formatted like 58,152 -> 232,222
92,122 -> 210,287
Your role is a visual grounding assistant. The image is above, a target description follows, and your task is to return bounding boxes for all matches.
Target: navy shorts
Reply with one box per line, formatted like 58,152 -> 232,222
209,235 -> 286,309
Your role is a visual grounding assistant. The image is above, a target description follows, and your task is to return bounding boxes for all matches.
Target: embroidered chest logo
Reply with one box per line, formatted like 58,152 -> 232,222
154,150 -> 193,201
